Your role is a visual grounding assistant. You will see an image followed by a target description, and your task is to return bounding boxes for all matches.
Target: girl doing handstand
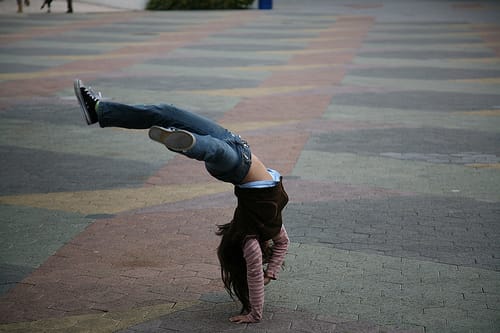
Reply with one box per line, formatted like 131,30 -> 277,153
74,79 -> 289,323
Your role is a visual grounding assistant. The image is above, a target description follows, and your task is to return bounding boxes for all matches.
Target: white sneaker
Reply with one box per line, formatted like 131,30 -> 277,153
148,126 -> 196,152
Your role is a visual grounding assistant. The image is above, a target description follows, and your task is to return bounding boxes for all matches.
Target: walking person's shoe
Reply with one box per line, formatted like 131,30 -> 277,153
74,79 -> 101,125
148,126 -> 196,152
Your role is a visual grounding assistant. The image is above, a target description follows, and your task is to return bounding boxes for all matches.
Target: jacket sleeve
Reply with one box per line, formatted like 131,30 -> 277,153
242,238 -> 264,322
265,226 -> 289,280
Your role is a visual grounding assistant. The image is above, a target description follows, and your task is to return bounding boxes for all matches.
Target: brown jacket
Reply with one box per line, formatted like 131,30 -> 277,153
232,178 -> 289,241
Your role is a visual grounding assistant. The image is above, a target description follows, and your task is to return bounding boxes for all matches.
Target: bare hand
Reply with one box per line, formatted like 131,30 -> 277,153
264,276 -> 271,285
229,315 -> 253,324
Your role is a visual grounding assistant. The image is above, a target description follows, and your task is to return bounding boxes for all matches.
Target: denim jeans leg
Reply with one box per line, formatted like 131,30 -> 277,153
183,133 -> 240,174
97,101 -> 252,184
97,102 -> 233,141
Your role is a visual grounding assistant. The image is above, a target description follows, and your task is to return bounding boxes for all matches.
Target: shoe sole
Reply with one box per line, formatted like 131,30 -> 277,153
148,126 -> 195,152
73,79 -> 93,125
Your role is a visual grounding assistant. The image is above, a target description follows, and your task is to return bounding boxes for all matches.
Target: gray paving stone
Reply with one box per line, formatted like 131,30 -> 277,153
0,205 -> 92,296
359,49 -> 496,60
309,126 -> 500,159
284,196 -> 500,271
329,91 -> 500,112
147,56 -> 286,67
349,67 -> 500,80
0,46 -> 102,56
2,99 -> 89,125
364,37 -> 483,45
183,43 -> 302,52
0,145 -> 163,195
96,75 -> 260,92
0,62 -> 48,73
0,263 -> 33,295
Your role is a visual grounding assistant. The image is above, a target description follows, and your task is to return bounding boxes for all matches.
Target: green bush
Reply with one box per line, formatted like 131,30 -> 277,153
147,0 -> 255,10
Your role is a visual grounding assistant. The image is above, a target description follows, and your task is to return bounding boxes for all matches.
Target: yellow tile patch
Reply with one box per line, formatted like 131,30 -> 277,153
178,85 -> 316,97
0,70 -> 98,81
0,182 -> 231,215
450,57 -> 500,64
44,52 -> 150,61
221,120 -> 300,133
259,48 -> 353,55
0,301 -> 197,333
460,109 -> 500,116
232,64 -> 336,72
453,77 -> 500,84
279,36 -> 356,43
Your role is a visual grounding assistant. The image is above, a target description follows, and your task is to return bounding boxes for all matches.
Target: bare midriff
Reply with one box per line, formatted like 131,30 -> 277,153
241,154 -> 273,183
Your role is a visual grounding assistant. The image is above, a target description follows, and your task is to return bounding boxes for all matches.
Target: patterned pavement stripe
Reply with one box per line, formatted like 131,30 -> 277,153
0,13 -> 262,98
0,301 -> 196,333
327,105 -> 500,133
232,64 -> 339,71
221,119 -> 300,133
0,182 -> 230,215
0,118 -> 173,163
454,77 -> 500,84
0,12 -> 146,44
0,70 -> 99,81
259,48 -> 356,55
451,57 -> 500,64
0,205 -> 92,261
342,76 -> 500,94
460,109 -> 500,116
355,57 -> 500,69
177,85 -> 318,97
0,207 -> 228,323
293,151 -> 500,202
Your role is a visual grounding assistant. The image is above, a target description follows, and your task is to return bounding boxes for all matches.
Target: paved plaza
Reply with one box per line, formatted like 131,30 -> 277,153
1,0 -> 500,332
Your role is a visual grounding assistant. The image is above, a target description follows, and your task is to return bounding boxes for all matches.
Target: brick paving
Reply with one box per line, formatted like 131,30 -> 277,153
1,0 -> 500,332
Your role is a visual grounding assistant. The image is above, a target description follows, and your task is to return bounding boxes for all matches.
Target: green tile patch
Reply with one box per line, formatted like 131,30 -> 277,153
0,205 -> 93,296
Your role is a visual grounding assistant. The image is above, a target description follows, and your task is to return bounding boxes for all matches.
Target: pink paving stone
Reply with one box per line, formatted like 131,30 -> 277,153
476,30 -> 500,55
261,67 -> 346,88
146,155 -> 216,186
219,94 -> 333,175
223,94 -> 332,123
244,131 -> 310,175
144,191 -> 236,214
0,208 -> 231,323
302,118 -> 408,133
333,16 -> 375,24
0,76 -> 77,99
289,51 -> 359,66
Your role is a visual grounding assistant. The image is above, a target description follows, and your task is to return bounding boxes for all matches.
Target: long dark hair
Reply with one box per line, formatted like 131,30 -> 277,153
216,221 -> 251,313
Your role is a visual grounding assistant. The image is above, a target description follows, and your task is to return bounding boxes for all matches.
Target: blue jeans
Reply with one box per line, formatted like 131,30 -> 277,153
97,101 -> 252,184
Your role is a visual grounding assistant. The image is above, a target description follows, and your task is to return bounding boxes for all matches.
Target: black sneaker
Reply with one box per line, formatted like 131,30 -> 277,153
74,79 -> 101,125
148,126 -> 196,152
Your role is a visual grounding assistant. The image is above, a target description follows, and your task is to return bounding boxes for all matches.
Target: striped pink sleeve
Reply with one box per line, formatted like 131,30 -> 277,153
265,226 -> 289,280
242,238 -> 264,322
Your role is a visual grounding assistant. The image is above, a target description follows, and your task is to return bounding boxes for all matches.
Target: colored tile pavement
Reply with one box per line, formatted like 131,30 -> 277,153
1,0 -> 500,332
